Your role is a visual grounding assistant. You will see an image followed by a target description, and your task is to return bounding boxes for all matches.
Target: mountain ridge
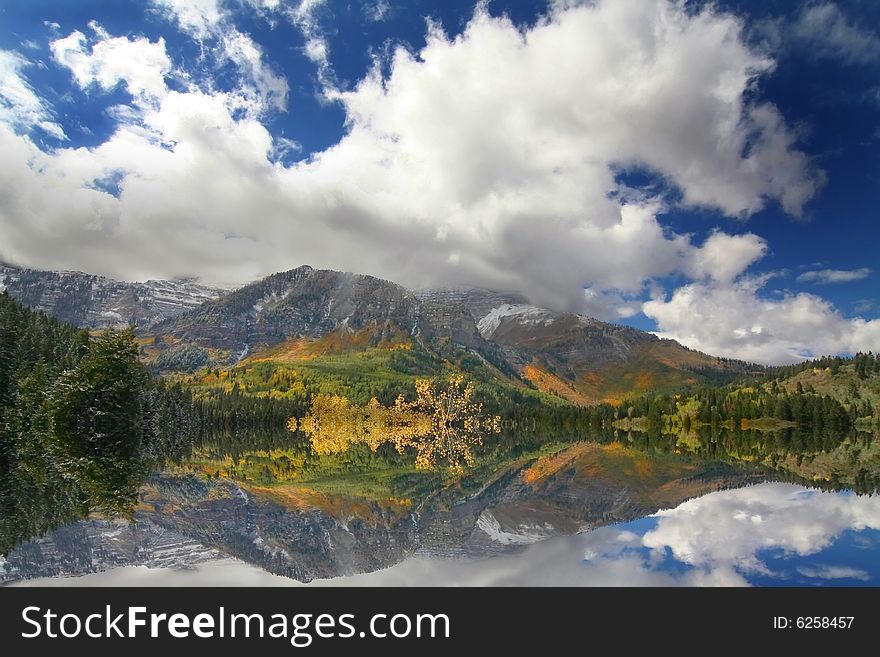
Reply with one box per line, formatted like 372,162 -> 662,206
144,266 -> 758,403
416,287 -> 757,403
0,263 -> 224,329
3,263 -> 759,404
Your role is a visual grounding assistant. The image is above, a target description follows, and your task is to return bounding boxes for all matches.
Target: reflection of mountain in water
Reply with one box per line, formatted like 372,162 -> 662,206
12,482 -> 880,587
2,442 -> 762,583
0,518 -> 221,584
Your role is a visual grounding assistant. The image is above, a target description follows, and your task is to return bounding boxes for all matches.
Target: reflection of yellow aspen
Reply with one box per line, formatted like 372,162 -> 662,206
289,375 -> 501,474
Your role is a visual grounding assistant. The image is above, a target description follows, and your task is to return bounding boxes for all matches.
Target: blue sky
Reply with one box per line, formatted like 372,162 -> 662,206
0,0 -> 878,364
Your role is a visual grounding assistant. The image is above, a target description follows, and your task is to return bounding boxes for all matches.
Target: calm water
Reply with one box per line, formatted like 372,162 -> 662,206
9,482 -> 880,586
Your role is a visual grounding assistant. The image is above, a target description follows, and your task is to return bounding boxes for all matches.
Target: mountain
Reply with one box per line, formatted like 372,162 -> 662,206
142,265 -> 514,375
417,288 -> 756,403
2,261 -> 755,404
143,266 -> 753,403
0,263 -> 223,329
150,265 -> 424,352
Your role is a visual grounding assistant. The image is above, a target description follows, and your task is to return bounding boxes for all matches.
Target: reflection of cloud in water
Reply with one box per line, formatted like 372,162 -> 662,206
12,483 -> 880,587
641,483 -> 880,576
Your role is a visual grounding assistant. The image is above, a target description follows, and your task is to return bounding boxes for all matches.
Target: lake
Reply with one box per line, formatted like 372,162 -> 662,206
8,482 -> 879,586
3,428 -> 879,586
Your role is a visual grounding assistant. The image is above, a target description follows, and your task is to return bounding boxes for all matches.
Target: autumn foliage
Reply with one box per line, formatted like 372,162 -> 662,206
293,375 -> 501,474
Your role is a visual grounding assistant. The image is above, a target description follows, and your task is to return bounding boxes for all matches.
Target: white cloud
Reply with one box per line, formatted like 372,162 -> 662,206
152,0 -> 224,40
271,135 -> 302,160
689,231 -> 767,284
643,483 -> 880,575
150,0 -> 288,114
50,23 -> 171,102
644,275 -> 880,364
797,267 -> 872,284
303,37 -> 328,67
288,0 -> 327,26
283,0 -> 334,90
364,1 -> 391,23
796,564 -> 870,581
790,3 -> 880,65
582,287 -> 642,320
0,83 -> 281,282
244,0 -> 335,91
244,0 -> 328,51
220,31 -> 288,112
0,50 -> 66,140
0,0 -> 843,359
357,1 -> 816,215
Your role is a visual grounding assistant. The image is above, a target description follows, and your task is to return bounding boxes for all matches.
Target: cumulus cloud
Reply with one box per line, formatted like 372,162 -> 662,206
50,23 -> 171,102
797,267 -> 872,284
644,275 -> 880,364
0,49 -> 66,139
689,231 -> 767,284
646,241 -> 878,364
334,2 -> 820,219
0,0 -> 849,362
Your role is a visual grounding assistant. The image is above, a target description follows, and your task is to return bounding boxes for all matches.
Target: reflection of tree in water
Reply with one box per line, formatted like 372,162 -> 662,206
292,375 -> 502,474
617,423 -> 880,495
0,293 -> 201,555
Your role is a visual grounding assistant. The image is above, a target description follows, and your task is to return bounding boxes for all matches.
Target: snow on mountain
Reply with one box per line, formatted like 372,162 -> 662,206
0,264 -> 225,329
476,303 -> 557,338
475,509 -> 556,545
0,518 -> 223,583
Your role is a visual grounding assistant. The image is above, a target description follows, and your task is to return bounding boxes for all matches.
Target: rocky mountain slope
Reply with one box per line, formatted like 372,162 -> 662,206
150,266 -> 424,351
418,288 -> 756,403
143,265 -> 511,375
0,263 -> 223,329
4,262 -> 756,403
0,517 -> 221,583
